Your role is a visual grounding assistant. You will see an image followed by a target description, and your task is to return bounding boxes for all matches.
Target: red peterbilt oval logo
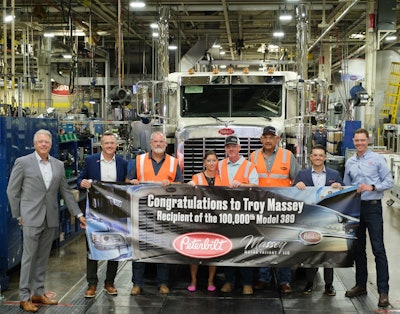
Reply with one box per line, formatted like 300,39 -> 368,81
172,232 -> 232,258
218,128 -> 235,135
299,230 -> 323,245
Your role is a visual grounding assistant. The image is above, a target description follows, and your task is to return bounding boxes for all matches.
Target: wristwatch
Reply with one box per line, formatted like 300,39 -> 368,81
371,184 -> 376,191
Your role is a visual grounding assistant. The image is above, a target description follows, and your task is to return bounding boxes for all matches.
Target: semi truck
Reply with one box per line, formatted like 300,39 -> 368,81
135,68 -> 319,181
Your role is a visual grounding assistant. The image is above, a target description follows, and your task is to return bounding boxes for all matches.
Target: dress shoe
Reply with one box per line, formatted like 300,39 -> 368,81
220,282 -> 232,293
84,285 -> 97,298
31,294 -> 58,305
104,283 -> 118,295
159,284 -> 170,294
345,285 -> 367,298
324,284 -> 336,296
131,285 -> 142,295
20,300 -> 38,313
378,293 -> 389,307
254,280 -> 270,290
280,283 -> 292,294
303,282 -> 313,295
242,285 -> 253,295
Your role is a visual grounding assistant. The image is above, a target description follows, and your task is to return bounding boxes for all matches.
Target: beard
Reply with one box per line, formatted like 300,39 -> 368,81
153,147 -> 166,154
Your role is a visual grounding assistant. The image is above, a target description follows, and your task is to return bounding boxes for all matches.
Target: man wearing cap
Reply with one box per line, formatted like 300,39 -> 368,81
312,124 -> 327,147
219,135 -> 258,295
250,126 -> 301,294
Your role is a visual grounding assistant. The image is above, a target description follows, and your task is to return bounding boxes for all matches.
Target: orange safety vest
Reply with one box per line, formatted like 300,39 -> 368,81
136,152 -> 178,182
218,158 -> 256,187
250,147 -> 291,187
192,172 -> 222,186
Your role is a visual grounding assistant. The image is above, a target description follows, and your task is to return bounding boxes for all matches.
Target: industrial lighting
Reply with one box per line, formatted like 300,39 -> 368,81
152,32 -> 159,38
212,44 -> 221,49
386,35 -> 397,41
279,8 -> 292,22
168,44 -> 178,50
130,0 -> 145,8
44,32 -> 55,38
4,14 -> 14,23
220,51 -> 226,55
63,54 -> 72,59
273,30 -> 284,38
150,23 -> 158,29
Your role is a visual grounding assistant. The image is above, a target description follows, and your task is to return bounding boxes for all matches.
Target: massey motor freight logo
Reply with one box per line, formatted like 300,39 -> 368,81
173,232 -> 232,258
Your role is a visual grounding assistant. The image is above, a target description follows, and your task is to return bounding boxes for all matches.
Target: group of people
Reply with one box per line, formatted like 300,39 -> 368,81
6,125 -> 393,312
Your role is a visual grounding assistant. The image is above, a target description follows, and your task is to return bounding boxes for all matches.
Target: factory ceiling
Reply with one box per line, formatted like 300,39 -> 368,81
3,0 -> 400,77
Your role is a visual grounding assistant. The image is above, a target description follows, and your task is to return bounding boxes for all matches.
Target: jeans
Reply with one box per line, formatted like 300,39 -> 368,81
355,201 -> 389,293
224,267 -> 253,286
87,258 -> 118,286
132,262 -> 169,287
258,267 -> 291,285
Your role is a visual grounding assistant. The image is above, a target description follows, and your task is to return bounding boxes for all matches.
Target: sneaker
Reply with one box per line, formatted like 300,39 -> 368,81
220,282 -> 233,293
159,284 -> 170,294
131,285 -> 142,296
303,282 -> 313,295
324,284 -> 336,296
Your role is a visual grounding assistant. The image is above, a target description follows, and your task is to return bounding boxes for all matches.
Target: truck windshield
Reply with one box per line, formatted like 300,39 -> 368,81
181,84 -> 282,117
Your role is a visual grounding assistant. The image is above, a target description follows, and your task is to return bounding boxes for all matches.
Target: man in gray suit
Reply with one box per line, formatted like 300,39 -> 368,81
7,129 -> 87,313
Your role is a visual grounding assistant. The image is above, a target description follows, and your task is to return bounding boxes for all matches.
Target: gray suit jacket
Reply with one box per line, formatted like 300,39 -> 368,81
7,152 -> 82,228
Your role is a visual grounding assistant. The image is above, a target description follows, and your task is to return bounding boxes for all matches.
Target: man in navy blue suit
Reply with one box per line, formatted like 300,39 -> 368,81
77,131 -> 128,298
294,144 -> 344,296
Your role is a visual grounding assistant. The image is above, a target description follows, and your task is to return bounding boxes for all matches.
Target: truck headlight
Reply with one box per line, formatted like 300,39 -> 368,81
91,232 -> 127,250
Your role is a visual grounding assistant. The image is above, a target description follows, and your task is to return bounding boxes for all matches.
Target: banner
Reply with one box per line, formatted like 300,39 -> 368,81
85,182 -> 360,267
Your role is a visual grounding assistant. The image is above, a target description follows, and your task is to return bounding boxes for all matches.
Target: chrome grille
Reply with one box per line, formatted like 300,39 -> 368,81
182,137 -> 263,182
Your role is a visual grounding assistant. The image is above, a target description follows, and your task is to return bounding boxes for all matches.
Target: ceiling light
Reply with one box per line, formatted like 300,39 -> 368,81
152,32 -> 159,38
386,35 -> 397,41
168,44 -> 178,50
63,54 -> 72,59
279,7 -> 292,22
130,0 -> 145,8
150,23 -> 158,29
212,44 -> 221,49
273,31 -> 284,38
4,14 -> 14,23
44,32 -> 55,38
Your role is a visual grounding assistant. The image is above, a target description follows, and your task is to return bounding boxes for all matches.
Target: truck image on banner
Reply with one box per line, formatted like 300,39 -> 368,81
85,182 -> 360,268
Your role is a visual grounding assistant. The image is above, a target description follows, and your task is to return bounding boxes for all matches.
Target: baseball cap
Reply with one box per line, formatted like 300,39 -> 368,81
318,124 -> 324,128
225,135 -> 240,145
262,126 -> 278,136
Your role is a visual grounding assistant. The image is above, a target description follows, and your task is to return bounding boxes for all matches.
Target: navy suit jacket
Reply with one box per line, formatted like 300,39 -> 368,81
294,167 -> 344,186
77,153 -> 128,186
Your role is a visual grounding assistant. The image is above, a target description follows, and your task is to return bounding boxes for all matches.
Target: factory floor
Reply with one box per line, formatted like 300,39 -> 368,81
1,192 -> 400,313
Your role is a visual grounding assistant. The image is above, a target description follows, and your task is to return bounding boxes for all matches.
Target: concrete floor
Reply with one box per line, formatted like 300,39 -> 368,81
1,192 -> 400,313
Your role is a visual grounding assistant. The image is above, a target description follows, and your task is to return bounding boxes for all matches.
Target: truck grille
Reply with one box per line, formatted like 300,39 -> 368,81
182,137 -> 263,182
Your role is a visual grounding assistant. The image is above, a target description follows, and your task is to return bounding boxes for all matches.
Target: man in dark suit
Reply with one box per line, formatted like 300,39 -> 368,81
294,144 -> 344,296
7,129 -> 86,313
77,131 -> 128,298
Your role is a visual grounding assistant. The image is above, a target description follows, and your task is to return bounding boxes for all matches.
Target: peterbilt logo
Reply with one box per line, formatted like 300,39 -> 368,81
299,230 -> 323,245
218,128 -> 235,135
172,232 -> 232,258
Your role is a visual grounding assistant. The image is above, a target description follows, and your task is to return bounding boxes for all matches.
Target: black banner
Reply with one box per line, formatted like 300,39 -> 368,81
85,182 -> 360,267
